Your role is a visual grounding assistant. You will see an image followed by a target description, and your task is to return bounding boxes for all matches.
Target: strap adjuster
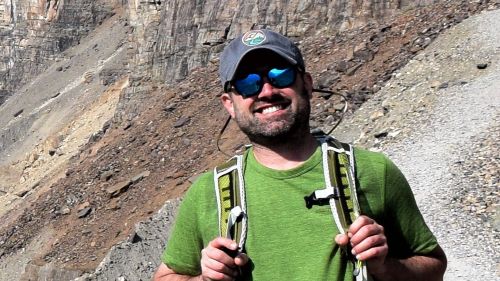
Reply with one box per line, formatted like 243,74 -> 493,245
226,206 -> 245,239
304,192 -> 338,209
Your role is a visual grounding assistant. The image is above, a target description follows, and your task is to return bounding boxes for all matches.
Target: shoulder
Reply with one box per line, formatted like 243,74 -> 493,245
191,170 -> 215,187
354,145 -> 408,196
352,147 -> 403,175
352,147 -> 391,175
182,170 -> 216,203
174,169 -> 219,230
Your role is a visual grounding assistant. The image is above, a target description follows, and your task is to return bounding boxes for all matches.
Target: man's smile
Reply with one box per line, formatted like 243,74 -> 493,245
252,101 -> 291,115
261,105 -> 283,114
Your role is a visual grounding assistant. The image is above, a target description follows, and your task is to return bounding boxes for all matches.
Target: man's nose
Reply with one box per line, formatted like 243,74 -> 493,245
257,78 -> 277,98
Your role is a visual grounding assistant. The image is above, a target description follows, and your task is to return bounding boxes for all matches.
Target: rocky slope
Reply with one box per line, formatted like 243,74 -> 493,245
0,0 -> 119,105
0,0 -> 498,280
336,9 -> 500,279
78,8 -> 500,281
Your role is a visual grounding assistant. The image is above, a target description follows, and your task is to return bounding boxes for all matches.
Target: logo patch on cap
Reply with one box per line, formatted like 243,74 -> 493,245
242,30 -> 266,46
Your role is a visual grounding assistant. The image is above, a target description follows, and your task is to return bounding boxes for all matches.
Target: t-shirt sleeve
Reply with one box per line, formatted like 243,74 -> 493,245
382,155 -> 439,257
161,172 -> 215,275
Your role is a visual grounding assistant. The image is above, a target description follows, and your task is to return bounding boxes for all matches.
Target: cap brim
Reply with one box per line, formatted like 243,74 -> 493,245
227,46 -> 299,82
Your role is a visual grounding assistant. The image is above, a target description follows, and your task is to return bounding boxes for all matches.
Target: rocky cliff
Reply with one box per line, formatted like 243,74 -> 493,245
134,0 -> 439,83
121,0 -> 440,118
0,0 -> 498,280
0,0 -> 118,105
0,0 -> 444,110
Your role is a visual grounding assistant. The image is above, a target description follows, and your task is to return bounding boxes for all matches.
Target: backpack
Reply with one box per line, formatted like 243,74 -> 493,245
213,133 -> 371,281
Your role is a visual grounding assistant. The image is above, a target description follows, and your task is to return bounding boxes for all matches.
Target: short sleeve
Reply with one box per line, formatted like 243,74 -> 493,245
161,172 -> 216,275
354,149 -> 439,258
383,156 -> 439,257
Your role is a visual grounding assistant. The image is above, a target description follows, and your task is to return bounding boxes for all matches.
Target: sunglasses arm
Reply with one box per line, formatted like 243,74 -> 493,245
312,89 -> 349,135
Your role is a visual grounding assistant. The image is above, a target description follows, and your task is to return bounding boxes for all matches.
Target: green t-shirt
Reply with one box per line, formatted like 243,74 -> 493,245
162,146 -> 438,280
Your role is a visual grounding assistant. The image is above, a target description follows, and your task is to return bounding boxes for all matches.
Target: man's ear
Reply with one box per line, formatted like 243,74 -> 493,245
303,72 -> 313,99
220,93 -> 236,118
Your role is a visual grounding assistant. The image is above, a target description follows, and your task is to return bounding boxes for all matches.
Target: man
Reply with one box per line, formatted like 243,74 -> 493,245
154,29 -> 447,281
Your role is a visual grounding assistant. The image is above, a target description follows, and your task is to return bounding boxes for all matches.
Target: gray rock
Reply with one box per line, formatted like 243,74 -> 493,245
173,117 -> 190,128
77,207 -> 92,218
180,91 -> 191,99
476,63 -> 488,69
131,171 -> 150,184
106,180 -> 132,198
21,262 -> 83,281
100,170 -> 115,182
74,200 -> 181,281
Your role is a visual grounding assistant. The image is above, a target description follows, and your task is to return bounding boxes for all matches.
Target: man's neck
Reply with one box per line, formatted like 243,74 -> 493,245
251,133 -> 318,170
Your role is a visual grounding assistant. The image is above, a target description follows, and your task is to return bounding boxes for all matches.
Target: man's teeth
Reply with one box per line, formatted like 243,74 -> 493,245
262,105 -> 282,114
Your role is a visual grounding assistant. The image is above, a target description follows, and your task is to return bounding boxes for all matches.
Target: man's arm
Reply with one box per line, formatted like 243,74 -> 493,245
370,246 -> 447,281
336,216 -> 447,281
154,237 -> 248,281
153,263 -> 201,281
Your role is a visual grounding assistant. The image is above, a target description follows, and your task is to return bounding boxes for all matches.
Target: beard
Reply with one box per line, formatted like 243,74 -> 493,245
233,87 -> 311,145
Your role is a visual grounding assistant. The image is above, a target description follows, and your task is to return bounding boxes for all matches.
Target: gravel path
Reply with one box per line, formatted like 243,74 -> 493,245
338,9 -> 499,280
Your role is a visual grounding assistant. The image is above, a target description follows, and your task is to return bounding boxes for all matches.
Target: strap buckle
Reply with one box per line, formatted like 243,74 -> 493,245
226,206 -> 245,240
304,191 -> 339,209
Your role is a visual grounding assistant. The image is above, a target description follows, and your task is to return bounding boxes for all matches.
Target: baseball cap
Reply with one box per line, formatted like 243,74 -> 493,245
219,29 -> 305,92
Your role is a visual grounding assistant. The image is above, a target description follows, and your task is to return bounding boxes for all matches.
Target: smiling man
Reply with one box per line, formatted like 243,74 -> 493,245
154,29 -> 447,281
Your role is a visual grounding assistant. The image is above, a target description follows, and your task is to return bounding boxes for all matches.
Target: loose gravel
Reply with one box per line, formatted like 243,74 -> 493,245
337,9 -> 500,281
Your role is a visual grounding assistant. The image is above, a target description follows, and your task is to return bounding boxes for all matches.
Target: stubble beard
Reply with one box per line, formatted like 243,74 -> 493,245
234,87 -> 311,145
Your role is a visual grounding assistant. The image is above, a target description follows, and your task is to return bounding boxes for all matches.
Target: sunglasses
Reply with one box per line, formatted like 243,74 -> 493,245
228,66 -> 298,98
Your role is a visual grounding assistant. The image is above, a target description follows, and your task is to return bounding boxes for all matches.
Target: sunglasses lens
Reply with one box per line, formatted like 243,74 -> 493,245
268,67 -> 295,88
233,67 -> 296,97
234,73 -> 262,97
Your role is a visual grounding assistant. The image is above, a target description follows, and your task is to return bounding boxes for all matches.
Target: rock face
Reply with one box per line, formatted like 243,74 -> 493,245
0,0 -> 441,109
0,0 -> 117,105
131,0 -> 438,85
73,199 -> 181,281
118,0 -> 441,120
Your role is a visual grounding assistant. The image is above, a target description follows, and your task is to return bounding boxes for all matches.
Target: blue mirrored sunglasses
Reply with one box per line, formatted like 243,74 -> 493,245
229,67 -> 297,98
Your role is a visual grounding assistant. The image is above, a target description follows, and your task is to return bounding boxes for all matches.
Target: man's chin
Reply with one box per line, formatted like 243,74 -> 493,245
256,121 -> 292,136
246,123 -> 300,143
237,112 -> 309,144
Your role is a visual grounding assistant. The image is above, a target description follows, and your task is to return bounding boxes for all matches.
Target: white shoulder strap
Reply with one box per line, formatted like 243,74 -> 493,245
311,135 -> 371,281
213,155 -> 248,252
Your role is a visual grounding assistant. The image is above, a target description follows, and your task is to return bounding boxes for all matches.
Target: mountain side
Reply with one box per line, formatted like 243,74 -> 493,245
76,9 -> 500,281
0,0 -> 122,105
0,0 -> 498,280
119,0 -> 445,121
336,9 -> 500,279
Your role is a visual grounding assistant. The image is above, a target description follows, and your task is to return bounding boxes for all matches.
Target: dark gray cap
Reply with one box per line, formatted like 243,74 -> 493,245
219,29 -> 305,91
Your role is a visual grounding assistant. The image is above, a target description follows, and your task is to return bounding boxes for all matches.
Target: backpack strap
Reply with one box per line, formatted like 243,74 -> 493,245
304,135 -> 371,281
213,155 -> 248,252
213,137 -> 370,280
